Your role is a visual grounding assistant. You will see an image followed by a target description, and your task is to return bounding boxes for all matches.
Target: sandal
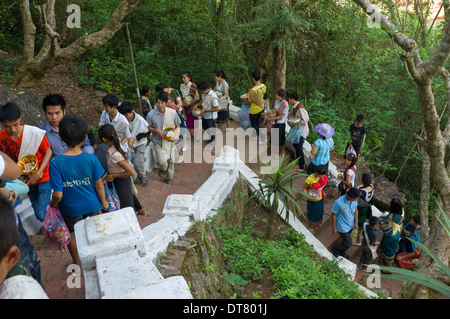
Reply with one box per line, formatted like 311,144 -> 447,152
137,209 -> 149,217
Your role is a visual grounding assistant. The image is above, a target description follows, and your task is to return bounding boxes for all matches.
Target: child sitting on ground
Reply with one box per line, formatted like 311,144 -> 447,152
398,215 -> 421,254
49,114 -> 108,267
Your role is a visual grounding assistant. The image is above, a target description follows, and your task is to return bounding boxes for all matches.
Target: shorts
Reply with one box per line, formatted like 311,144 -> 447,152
217,107 -> 230,124
62,210 -> 100,233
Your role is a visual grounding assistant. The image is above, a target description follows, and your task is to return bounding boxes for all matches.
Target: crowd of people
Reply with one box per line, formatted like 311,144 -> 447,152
0,68 -> 418,298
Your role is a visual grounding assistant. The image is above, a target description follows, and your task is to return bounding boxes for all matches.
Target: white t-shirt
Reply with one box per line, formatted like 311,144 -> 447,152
99,110 -> 131,153
0,275 -> 48,299
274,100 -> 289,124
347,166 -> 356,188
202,91 -> 219,120
215,80 -> 230,110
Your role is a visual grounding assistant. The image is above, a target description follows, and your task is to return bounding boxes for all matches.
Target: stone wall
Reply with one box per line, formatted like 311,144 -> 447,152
0,84 -> 46,127
156,177 -> 250,299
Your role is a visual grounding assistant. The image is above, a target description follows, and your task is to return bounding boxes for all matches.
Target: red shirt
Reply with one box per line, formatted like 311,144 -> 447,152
0,125 -> 51,185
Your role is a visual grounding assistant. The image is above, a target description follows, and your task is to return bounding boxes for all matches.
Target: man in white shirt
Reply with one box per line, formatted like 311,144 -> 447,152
118,101 -> 149,185
99,94 -> 132,153
193,81 -> 219,146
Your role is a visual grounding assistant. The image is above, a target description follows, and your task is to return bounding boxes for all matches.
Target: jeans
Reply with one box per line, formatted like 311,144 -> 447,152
332,229 -> 353,259
28,180 -> 51,222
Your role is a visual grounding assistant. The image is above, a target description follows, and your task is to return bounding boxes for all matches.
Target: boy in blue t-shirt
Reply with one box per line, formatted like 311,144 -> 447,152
49,114 -> 108,266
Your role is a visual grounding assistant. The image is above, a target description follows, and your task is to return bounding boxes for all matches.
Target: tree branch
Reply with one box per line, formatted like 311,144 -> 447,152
56,0 -> 139,63
422,21 -> 450,78
18,0 -> 37,63
35,0 -> 60,60
353,0 -> 424,80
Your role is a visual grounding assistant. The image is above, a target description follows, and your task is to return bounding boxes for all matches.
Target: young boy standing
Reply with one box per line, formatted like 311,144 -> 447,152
118,101 -> 150,186
346,114 -> 366,159
99,93 -> 132,153
358,216 -> 380,270
193,81 -> 219,147
0,102 -> 52,222
49,114 -> 108,266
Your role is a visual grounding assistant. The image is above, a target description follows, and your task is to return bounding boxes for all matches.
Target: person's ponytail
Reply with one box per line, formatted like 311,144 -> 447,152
98,124 -> 127,160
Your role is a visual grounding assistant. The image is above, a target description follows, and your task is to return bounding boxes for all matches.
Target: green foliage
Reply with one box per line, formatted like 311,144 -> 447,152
214,217 -> 366,299
0,56 -> 20,86
0,1 -> 22,51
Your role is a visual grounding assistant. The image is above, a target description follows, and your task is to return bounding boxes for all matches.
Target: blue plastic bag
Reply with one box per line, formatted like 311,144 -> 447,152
105,182 -> 120,212
286,125 -> 301,144
237,103 -> 251,130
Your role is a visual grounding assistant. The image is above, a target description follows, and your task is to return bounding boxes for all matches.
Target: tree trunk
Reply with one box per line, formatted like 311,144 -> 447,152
352,0 -> 450,299
10,58 -> 56,89
271,44 -> 287,94
265,206 -> 277,240
270,0 -> 289,94
419,146 -> 431,239
11,0 -> 139,89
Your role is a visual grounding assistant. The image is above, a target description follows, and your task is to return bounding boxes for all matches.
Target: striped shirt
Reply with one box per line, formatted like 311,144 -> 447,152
312,137 -> 334,166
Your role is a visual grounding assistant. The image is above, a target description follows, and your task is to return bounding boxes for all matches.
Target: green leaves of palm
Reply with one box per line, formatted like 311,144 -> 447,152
251,155 -> 308,239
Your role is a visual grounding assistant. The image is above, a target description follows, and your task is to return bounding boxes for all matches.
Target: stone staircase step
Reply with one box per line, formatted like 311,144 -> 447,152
96,250 -> 164,299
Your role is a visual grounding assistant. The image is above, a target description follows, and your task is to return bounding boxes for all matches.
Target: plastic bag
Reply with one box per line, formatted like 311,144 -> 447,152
350,227 -> 358,244
237,103 -> 251,130
105,182 -> 120,212
42,205 -> 71,247
286,126 -> 301,144
363,222 -> 378,259
345,146 -> 357,157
